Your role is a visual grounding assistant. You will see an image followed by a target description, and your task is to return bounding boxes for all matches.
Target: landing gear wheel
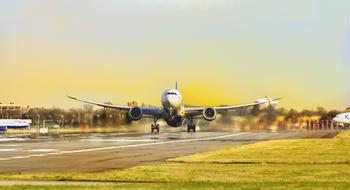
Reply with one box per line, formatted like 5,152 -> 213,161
151,123 -> 160,133
156,124 -> 160,133
187,124 -> 196,133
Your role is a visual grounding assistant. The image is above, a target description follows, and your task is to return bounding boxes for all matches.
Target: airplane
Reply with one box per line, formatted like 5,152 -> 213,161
0,119 -> 32,132
332,112 -> 350,124
67,83 -> 279,133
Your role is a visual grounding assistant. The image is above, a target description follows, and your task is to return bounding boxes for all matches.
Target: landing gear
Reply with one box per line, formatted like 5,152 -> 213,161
187,124 -> 196,133
151,118 -> 160,133
187,116 -> 196,133
151,123 -> 160,133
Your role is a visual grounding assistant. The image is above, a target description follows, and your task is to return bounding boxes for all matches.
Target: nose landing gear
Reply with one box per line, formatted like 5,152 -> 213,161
151,118 -> 160,133
151,123 -> 160,133
187,124 -> 196,133
187,116 -> 196,133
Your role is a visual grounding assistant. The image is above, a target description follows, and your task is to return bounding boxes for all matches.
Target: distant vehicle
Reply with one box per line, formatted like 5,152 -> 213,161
333,112 -> 350,124
68,83 -> 279,133
0,119 -> 32,131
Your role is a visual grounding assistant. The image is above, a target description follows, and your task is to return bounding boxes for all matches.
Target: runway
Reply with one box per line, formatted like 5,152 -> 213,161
0,131 -> 337,174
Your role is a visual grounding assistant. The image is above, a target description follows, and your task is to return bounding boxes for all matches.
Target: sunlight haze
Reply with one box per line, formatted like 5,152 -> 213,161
1,0 -> 350,110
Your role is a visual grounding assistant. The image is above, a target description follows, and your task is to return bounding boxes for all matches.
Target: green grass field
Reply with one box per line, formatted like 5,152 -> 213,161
0,131 -> 349,190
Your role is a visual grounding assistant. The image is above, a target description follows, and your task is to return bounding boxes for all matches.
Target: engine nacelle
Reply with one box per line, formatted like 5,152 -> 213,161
203,107 -> 217,121
128,107 -> 143,121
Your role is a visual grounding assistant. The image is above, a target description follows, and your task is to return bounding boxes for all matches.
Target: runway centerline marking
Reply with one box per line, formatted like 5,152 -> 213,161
0,132 -> 248,161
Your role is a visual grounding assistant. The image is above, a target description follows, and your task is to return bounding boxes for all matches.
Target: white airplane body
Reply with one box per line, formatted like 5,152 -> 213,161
68,84 -> 279,133
0,119 -> 31,131
333,112 -> 350,124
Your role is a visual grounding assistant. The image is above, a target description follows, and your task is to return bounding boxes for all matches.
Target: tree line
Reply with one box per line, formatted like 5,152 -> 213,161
4,102 -> 346,129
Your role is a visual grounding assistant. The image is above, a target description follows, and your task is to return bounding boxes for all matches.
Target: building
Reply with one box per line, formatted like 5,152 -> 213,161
0,103 -> 23,119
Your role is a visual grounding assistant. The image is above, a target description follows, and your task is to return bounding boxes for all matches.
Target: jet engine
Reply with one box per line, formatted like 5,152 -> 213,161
128,107 -> 143,121
203,107 -> 217,121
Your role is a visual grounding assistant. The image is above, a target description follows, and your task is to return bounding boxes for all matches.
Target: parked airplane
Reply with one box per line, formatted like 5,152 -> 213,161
333,112 -> 350,124
0,119 -> 31,132
68,83 -> 279,133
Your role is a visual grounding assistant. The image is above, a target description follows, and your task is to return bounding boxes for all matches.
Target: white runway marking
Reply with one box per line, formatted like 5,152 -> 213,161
0,132 -> 248,161
28,149 -> 58,152
0,138 -> 27,142
0,149 -> 19,152
80,139 -> 158,142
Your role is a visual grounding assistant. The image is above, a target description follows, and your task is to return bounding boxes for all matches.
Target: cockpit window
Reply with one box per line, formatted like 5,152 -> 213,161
166,92 -> 177,95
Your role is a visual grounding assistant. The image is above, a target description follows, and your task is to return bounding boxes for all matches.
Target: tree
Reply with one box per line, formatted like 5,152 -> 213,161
286,109 -> 299,123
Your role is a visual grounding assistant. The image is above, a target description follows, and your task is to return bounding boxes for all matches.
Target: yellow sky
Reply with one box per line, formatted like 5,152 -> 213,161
1,1 -> 350,110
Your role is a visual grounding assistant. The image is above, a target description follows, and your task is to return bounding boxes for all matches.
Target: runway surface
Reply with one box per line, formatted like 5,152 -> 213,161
0,131 -> 337,174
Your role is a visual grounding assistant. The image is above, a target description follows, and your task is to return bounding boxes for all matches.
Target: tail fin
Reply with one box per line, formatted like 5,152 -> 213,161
175,81 -> 178,90
24,105 -> 31,113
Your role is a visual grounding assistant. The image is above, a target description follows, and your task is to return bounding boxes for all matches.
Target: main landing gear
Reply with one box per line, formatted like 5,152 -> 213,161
151,118 -> 160,133
187,117 -> 196,133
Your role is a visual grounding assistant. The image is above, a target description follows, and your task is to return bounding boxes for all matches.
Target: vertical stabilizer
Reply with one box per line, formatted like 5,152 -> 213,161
175,82 -> 178,90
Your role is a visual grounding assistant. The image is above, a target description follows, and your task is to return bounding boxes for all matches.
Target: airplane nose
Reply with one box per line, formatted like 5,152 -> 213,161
167,96 -> 179,107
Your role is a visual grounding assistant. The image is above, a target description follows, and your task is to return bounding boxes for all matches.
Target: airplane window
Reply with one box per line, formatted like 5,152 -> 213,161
166,92 -> 177,95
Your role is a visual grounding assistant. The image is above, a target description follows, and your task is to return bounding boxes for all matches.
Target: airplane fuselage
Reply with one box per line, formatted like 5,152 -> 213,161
333,112 -> 350,124
0,119 -> 31,131
161,89 -> 185,127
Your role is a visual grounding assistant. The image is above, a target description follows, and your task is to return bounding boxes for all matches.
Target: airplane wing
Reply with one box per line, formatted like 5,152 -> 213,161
67,96 -> 163,117
184,98 -> 280,116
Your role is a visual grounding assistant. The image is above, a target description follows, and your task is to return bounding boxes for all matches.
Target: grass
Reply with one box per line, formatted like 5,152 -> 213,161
169,134 -> 350,164
0,184 -> 161,190
1,163 -> 350,183
0,131 -> 349,189
1,182 -> 350,190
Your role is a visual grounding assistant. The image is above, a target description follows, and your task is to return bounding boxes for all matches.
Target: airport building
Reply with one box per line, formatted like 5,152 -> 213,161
0,103 -> 23,119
